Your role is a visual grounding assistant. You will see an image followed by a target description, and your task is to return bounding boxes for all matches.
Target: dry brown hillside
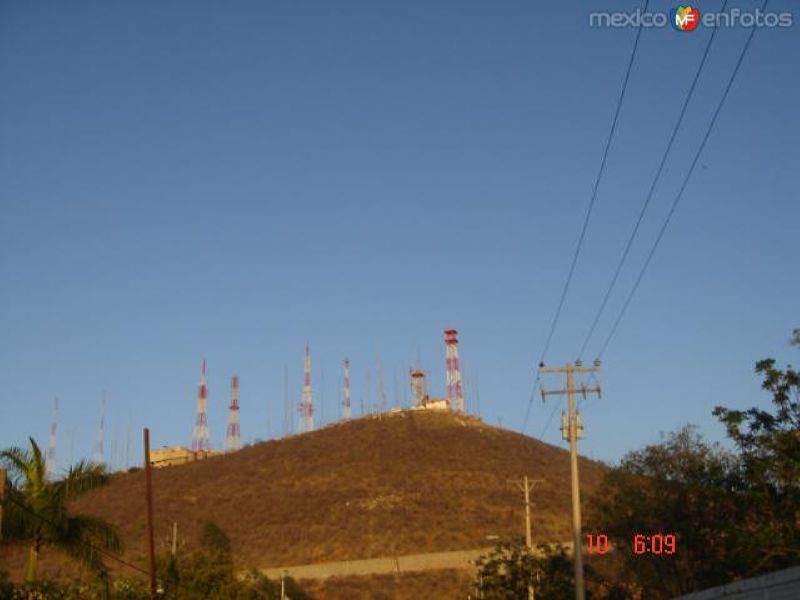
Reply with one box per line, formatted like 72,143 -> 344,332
26,410 -> 607,577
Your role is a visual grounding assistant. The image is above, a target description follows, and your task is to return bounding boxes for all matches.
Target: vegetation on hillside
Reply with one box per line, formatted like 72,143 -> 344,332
473,539 -> 637,599
0,521 -> 313,599
155,521 -> 312,600
475,540 -> 578,599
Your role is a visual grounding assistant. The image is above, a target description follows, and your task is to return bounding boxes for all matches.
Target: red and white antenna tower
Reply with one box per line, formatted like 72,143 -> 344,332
192,359 -> 211,453
94,393 -> 106,464
46,397 -> 58,478
297,344 -> 314,433
342,358 -> 352,420
444,328 -> 465,412
226,376 -> 241,452
410,369 -> 427,407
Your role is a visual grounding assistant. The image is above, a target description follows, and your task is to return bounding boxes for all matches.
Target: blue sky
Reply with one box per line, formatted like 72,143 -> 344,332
1,1 -> 797,471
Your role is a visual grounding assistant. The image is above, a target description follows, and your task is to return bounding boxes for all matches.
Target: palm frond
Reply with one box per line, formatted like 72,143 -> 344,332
0,446 -> 34,485
59,531 -> 108,577
28,437 -> 46,489
59,514 -> 122,577
0,491 -> 39,540
53,460 -> 111,501
66,514 -> 122,553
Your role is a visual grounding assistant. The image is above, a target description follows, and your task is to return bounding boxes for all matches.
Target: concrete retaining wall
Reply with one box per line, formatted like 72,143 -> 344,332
257,547 -> 492,581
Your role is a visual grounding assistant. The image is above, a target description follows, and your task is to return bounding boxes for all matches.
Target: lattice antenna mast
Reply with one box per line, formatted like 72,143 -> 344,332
410,368 -> 427,407
192,359 -> 211,452
376,355 -> 387,413
444,328 -> 465,412
342,358 -> 352,420
226,376 -> 241,452
393,369 -> 400,409
297,344 -> 314,433
94,393 -> 106,464
46,397 -> 58,479
282,364 -> 290,436
365,371 -> 371,414
125,424 -> 132,469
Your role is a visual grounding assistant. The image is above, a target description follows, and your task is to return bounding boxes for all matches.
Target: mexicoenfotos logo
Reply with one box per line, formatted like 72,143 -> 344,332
671,5 -> 701,31
588,7 -> 793,29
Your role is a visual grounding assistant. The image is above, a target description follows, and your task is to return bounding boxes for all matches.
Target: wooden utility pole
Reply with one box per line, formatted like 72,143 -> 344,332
171,520 -> 178,556
0,468 -> 6,542
143,428 -> 157,598
509,476 -> 545,600
540,360 -> 601,600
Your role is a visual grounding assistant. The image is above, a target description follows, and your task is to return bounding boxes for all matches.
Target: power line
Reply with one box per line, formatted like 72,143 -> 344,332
577,0 -> 728,360
522,0 -> 648,435
539,398 -> 561,441
520,376 -> 540,435
596,0 -> 767,360
538,0 -> 649,367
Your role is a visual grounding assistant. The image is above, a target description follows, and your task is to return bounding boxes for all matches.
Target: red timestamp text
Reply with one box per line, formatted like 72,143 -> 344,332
633,533 -> 676,555
586,533 -> 677,555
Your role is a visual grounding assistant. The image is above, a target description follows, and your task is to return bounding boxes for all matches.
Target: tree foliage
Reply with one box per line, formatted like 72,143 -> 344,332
591,331 -> 800,597
199,521 -> 232,557
712,351 -> 800,571
155,521 -> 312,600
475,540 -> 593,599
0,568 -> 122,599
590,427 -> 745,598
0,437 -> 120,583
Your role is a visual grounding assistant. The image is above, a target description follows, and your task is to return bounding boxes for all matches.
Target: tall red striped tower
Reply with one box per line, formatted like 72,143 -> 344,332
226,376 -> 241,451
342,358 -> 352,420
297,344 -> 314,433
444,328 -> 465,412
192,359 -> 211,452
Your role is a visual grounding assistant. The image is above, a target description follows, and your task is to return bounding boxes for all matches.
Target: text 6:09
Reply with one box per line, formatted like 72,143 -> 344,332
633,533 -> 676,555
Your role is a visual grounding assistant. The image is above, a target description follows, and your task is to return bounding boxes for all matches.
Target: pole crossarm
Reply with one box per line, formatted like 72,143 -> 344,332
540,384 -> 601,400
507,477 -> 545,495
538,366 -> 600,374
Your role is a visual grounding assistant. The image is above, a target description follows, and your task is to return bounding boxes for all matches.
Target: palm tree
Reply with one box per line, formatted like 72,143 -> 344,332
1,437 -> 121,583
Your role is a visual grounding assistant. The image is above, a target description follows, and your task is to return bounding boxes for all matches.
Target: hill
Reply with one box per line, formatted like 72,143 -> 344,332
4,410 -> 609,583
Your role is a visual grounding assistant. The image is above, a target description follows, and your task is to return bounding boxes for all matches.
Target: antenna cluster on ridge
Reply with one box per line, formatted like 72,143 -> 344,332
144,327 -> 471,468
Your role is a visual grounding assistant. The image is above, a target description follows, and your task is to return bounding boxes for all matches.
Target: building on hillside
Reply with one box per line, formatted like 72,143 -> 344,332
150,446 -> 215,468
412,397 -> 449,411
